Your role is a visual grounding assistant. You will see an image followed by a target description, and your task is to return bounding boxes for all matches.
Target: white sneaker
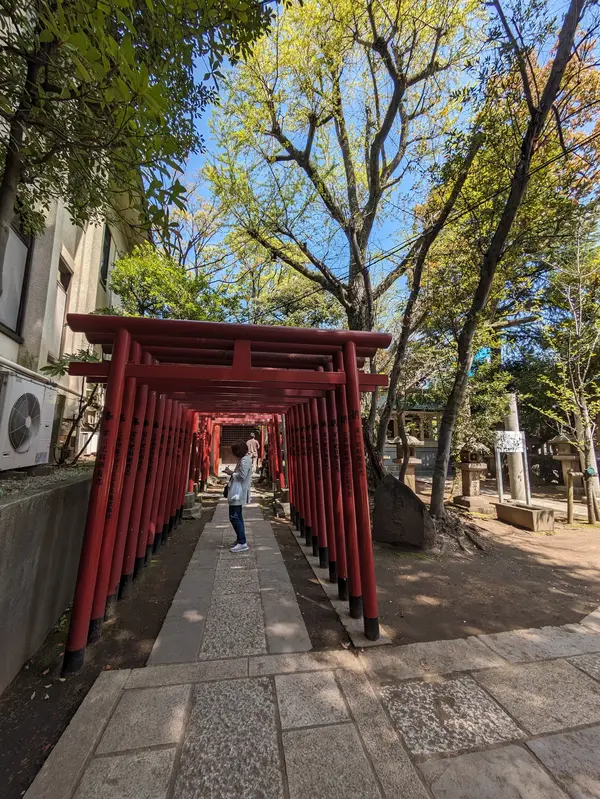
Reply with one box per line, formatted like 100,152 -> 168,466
230,543 -> 249,553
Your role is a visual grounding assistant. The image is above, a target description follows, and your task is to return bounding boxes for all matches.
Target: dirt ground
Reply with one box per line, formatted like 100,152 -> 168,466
375,511 -> 600,645
0,493 -> 218,799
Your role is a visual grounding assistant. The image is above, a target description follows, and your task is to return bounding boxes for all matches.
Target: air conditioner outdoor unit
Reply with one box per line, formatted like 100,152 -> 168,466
0,371 -> 57,472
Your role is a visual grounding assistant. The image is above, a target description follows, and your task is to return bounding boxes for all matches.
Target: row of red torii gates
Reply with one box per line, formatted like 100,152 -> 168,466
62,314 -> 391,674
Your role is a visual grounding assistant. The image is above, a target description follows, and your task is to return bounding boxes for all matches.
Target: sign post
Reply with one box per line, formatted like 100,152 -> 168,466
494,431 -> 531,505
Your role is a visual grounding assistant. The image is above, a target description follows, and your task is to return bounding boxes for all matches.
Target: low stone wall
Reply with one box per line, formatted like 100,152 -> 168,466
0,475 -> 91,694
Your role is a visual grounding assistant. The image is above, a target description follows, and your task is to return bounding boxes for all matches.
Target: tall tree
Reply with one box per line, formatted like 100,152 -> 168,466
207,0 -> 482,333
429,0 -> 596,516
0,0 -> 271,295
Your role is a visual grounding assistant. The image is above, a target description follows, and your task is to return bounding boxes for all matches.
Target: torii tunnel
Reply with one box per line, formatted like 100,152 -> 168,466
61,314 -> 392,674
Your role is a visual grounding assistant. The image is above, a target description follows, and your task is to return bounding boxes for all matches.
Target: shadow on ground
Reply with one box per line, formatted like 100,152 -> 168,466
375,518 -> 600,644
0,493 -> 218,799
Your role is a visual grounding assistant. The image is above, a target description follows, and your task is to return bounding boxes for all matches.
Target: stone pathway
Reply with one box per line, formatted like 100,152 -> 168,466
25,501 -> 600,799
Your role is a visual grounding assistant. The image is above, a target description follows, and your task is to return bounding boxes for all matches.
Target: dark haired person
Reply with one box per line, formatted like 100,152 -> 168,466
223,440 -> 252,552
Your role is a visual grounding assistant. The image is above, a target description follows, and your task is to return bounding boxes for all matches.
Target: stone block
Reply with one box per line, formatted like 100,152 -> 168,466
360,637 -> 506,683
147,613 -> 204,665
570,652 -> 600,681
420,745 -> 569,799
283,724 -> 381,799
336,670 -> 430,799
474,659 -> 600,735
126,659 -> 249,689
581,609 -> 600,633
212,568 -> 260,595
262,589 -> 312,654
248,650 -> 362,676
453,495 -> 494,512
73,748 -> 176,799
381,675 -> 522,757
275,671 -> 349,729
184,491 -> 195,509
24,670 -> 130,799
97,684 -> 191,753
198,592 -> 267,659
494,502 -> 554,531
528,725 -> 600,799
174,678 -> 284,799
479,624 -> 600,664
373,473 -> 436,548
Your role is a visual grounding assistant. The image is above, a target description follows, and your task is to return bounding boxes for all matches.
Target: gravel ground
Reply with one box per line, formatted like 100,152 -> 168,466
0,461 -> 95,499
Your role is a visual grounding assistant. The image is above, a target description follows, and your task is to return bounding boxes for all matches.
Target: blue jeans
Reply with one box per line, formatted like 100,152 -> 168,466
229,505 -> 246,544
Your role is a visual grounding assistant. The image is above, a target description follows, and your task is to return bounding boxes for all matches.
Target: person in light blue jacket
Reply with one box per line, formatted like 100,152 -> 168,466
224,440 -> 252,553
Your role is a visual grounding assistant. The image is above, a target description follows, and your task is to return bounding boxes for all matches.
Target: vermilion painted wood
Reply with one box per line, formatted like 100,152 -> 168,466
325,364 -> 348,599
88,341 -> 141,642
146,398 -> 172,553
273,414 -> 285,490
106,354 -> 150,614
159,403 -> 181,537
344,341 -> 379,640
63,328 -> 131,674
67,313 -> 392,350
165,404 -> 184,529
309,398 -> 328,568
335,353 -> 363,620
317,392 -> 337,581
303,403 -> 319,554
121,389 -> 157,593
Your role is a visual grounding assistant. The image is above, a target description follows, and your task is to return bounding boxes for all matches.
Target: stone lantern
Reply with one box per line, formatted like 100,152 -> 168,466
390,434 -> 423,493
549,434 -> 583,495
453,442 -> 491,510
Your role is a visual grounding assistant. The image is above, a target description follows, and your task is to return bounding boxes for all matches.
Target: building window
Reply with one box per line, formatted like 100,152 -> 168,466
51,259 -> 72,359
100,225 -> 112,287
0,225 -> 31,337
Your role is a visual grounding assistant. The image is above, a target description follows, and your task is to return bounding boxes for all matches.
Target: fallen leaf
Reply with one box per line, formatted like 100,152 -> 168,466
104,665 -> 112,670
341,641 -> 350,649
44,694 -> 50,700
59,678 -> 66,683
44,684 -> 51,689
30,692 -> 36,700
42,669 -> 49,676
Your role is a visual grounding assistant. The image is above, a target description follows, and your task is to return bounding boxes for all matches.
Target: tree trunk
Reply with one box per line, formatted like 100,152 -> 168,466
397,412 -> 410,483
429,0 -> 584,518
579,397 -> 600,518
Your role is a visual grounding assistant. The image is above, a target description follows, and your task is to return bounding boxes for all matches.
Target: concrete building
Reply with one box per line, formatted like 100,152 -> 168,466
0,201 -> 138,458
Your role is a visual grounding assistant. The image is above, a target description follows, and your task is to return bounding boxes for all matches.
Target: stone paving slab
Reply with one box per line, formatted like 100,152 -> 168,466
248,650 -> 363,676
570,652 -> 600,681
73,748 -> 176,799
96,684 -> 191,754
479,623 -> 600,664
474,659 -> 600,735
582,609 -> 600,633
174,677 -> 284,799
527,725 -> 600,799
419,745 -> 569,799
125,658 -> 249,689
336,669 -> 430,799
360,637 -> 507,683
25,670 -> 131,799
198,592 -> 267,659
381,675 -> 523,757
283,723 -> 383,799
275,670 -> 349,729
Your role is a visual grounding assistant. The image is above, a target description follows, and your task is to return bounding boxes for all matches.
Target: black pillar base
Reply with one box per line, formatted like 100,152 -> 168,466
62,648 -> 85,676
167,517 -> 174,534
290,504 -> 296,525
304,524 -> 312,547
145,543 -> 153,563
337,576 -> 348,601
87,616 -> 103,644
199,480 -> 205,492
119,573 -> 133,600
349,595 -> 363,619
153,533 -> 162,553
299,517 -> 305,535
312,537 -> 318,557
104,593 -> 118,622
364,616 -> 380,641
328,561 -> 337,584
319,546 -> 328,569
164,521 -> 171,541
133,556 -> 145,579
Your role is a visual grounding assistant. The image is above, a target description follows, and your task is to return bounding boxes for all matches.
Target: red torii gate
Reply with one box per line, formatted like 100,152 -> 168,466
62,314 -> 391,673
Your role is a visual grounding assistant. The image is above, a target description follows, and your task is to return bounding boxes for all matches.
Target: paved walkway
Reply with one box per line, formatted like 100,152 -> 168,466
25,501 -> 600,799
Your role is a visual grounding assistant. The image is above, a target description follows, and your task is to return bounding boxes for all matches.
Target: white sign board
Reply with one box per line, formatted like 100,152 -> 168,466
495,431 -> 523,453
